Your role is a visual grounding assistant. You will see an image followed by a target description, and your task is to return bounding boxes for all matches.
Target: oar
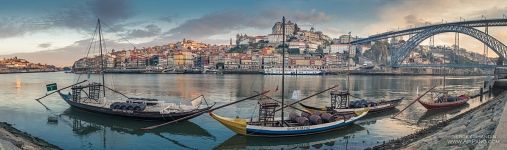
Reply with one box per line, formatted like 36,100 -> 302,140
35,99 -> 52,110
35,80 -> 88,101
274,85 -> 338,113
348,94 -> 365,100
141,90 -> 270,130
391,86 -> 436,119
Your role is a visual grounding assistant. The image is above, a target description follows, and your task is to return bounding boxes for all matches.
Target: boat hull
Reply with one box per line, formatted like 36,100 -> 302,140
418,95 -> 469,110
59,93 -> 212,121
210,109 -> 368,137
300,97 -> 403,115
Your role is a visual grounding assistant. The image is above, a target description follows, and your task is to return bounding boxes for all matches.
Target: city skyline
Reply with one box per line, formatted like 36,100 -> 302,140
1,0 -> 507,66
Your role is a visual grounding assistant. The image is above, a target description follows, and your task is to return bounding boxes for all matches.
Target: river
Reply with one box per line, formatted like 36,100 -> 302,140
0,72 -> 496,149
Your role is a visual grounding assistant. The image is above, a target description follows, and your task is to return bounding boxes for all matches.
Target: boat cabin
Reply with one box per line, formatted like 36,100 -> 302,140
329,90 -> 349,110
71,82 -> 103,103
256,99 -> 280,126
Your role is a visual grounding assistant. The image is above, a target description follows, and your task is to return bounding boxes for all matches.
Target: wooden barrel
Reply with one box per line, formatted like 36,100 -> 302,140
295,117 -> 309,126
289,112 -> 300,121
320,112 -> 335,123
309,115 -> 322,125
301,111 -> 311,118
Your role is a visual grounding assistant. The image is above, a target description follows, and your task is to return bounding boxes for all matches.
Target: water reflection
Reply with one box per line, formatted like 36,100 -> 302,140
416,104 -> 469,126
215,125 -> 365,150
0,73 -> 497,149
56,108 -> 214,149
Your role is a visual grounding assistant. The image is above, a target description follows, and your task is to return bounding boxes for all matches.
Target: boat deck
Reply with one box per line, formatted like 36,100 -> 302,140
76,98 -> 196,113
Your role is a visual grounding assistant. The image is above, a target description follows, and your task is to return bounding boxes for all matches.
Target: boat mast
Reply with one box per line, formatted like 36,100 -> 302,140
347,32 -> 351,91
98,19 -> 106,97
443,47 -> 446,93
281,16 -> 286,126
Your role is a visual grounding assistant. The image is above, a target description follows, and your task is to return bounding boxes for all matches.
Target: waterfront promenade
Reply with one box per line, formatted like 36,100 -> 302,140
369,90 -> 507,149
489,93 -> 507,149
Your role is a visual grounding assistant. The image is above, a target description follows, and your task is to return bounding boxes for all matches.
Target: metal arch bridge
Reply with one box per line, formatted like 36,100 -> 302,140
349,18 -> 507,67
351,18 -> 507,44
391,25 -> 507,66
397,64 -> 503,68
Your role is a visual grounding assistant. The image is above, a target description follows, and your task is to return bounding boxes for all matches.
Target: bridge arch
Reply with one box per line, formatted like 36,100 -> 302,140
390,25 -> 507,66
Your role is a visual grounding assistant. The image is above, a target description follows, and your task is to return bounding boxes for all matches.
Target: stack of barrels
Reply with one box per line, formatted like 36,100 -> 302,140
110,102 -> 147,111
289,111 -> 335,126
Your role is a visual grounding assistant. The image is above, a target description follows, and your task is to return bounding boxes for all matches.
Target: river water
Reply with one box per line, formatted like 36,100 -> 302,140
0,72 -> 497,149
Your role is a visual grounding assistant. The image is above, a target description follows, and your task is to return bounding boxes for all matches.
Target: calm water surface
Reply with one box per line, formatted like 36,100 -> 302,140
0,72 -> 497,149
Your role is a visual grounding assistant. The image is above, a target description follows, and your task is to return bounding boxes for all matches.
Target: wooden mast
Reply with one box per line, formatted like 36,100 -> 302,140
98,19 -> 106,97
281,16 -> 286,126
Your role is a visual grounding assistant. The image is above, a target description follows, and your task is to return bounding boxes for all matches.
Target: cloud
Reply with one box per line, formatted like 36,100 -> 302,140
159,15 -> 177,23
46,0 -> 134,32
0,0 -> 135,40
404,15 -> 430,26
124,24 -> 162,39
165,10 -> 247,40
0,17 -> 51,39
164,9 -> 333,40
38,43 -> 51,48
290,9 -> 332,23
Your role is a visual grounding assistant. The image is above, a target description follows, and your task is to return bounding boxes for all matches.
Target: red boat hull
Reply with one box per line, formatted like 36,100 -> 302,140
418,95 -> 470,110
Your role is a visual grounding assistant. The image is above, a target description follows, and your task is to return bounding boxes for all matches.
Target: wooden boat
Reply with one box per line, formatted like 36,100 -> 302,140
209,109 -> 367,137
208,17 -> 368,137
214,125 -> 364,149
416,47 -> 470,110
36,19 -> 213,121
300,97 -> 404,115
418,94 -> 470,110
57,88 -> 213,120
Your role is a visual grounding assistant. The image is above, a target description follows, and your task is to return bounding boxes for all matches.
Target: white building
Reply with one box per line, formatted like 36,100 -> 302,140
328,44 -> 349,54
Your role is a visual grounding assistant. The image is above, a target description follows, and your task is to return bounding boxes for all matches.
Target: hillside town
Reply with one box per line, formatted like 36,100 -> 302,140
0,57 -> 60,73
72,19 -> 492,75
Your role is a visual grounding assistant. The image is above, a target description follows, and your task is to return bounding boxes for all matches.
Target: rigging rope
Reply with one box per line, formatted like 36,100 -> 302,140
100,21 -> 137,49
77,23 -> 99,83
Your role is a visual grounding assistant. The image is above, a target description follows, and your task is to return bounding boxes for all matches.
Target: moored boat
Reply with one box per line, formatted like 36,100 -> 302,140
209,17 -> 368,137
300,97 -> 403,115
299,90 -> 403,115
416,45 -> 470,110
418,94 -> 470,110
209,108 -> 368,137
263,68 -> 323,75
56,85 -> 213,120
36,19 -> 213,122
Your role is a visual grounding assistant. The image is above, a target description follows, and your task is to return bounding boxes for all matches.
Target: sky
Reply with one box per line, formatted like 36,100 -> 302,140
1,0 -> 507,66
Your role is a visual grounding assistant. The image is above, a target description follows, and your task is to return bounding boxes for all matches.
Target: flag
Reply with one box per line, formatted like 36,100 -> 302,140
46,83 -> 57,92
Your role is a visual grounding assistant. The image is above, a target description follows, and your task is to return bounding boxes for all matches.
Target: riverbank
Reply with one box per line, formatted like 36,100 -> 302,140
71,70 -> 493,76
0,122 -> 60,150
368,90 -> 507,149
0,70 -> 59,74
